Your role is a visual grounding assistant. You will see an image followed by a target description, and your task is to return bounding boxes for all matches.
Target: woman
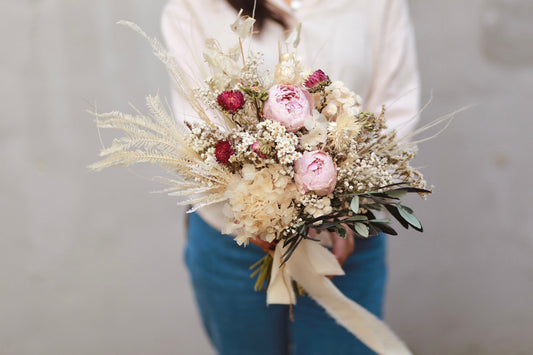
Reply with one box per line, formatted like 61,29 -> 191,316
161,1 -> 420,354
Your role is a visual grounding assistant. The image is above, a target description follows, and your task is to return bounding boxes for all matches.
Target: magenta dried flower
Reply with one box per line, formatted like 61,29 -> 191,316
215,140 -> 234,164
304,70 -> 331,92
217,90 -> 245,114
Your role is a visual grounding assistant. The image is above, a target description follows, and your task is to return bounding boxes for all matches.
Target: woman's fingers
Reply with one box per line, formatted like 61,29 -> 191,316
331,229 -> 355,266
250,236 -> 276,253
252,228 -> 355,268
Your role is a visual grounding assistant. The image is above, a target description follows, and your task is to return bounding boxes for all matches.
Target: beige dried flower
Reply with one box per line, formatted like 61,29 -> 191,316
274,53 -> 309,85
304,196 -> 333,219
330,113 -> 363,151
230,10 -> 256,39
301,111 -> 328,148
222,164 -> 299,245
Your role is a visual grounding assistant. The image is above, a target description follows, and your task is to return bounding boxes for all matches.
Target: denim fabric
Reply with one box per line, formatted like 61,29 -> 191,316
185,212 -> 387,355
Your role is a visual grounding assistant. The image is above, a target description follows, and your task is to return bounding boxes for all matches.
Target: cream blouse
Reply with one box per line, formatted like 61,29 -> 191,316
161,0 -> 420,232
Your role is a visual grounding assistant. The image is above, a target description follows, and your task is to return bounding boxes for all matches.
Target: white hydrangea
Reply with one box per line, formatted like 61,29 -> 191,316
301,110 -> 328,149
323,81 -> 362,121
222,164 -> 299,245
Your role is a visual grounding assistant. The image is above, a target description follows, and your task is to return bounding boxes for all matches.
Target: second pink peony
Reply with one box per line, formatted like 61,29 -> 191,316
294,151 -> 337,196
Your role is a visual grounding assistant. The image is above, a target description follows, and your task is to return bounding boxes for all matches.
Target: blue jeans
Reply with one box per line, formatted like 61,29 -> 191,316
185,212 -> 387,355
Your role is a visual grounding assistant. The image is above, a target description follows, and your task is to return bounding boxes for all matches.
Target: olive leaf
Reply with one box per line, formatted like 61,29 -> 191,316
353,222 -> 369,238
350,195 -> 360,213
369,221 -> 398,236
384,190 -> 407,198
397,204 -> 423,231
384,204 -> 410,229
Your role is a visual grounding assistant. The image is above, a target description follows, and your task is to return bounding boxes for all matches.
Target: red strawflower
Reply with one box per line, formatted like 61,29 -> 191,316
217,90 -> 245,114
304,69 -> 331,91
215,140 -> 234,164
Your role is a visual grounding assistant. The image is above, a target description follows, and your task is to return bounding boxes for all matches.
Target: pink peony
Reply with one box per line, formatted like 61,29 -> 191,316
263,85 -> 313,132
294,151 -> 337,195
215,140 -> 234,164
217,90 -> 245,114
304,69 -> 330,91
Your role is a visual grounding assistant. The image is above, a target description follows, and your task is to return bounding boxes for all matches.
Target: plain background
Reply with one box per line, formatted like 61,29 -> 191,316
2,0 -> 532,354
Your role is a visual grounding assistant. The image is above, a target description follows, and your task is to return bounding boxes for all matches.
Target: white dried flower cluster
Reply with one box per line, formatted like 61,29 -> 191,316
274,53 -> 310,85
255,120 -> 301,165
193,86 -> 218,109
187,123 -> 224,153
387,145 -> 427,190
322,81 -> 363,121
296,194 -> 333,220
229,130 -> 271,165
275,132 -> 301,165
203,147 -> 218,166
301,111 -> 328,149
241,52 -> 265,85
218,120 -> 302,168
234,131 -> 255,153
336,152 -> 394,193
354,124 -> 427,191
256,119 -> 285,137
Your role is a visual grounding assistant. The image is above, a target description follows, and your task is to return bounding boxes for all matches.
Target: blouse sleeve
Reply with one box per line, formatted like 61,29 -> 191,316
365,0 -> 421,138
160,0 -> 207,126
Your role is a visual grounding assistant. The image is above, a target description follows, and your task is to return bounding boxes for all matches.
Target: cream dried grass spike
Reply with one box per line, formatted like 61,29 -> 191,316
117,21 -> 233,131
89,95 -> 194,169
88,22 -> 237,209
89,96 -> 232,210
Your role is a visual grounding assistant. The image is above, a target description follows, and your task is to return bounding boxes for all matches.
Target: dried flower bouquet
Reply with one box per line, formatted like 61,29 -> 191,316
89,13 -> 448,354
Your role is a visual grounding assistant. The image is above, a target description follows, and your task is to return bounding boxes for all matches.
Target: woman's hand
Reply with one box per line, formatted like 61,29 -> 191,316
330,230 -> 355,266
250,236 -> 277,254
251,227 -> 355,271
308,228 -> 355,267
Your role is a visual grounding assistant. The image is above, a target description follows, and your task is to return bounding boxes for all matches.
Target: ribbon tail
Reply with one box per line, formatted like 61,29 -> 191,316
289,240 -> 413,355
266,242 -> 296,305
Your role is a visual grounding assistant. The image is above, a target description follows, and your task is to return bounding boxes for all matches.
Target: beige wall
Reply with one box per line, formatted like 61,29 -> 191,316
2,0 -> 532,354
387,1 -> 533,354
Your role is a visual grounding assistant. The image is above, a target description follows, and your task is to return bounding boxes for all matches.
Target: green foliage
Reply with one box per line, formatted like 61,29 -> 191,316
353,222 -> 369,238
350,195 -> 359,213
249,254 -> 273,291
282,189 -> 427,262
276,183 -> 430,265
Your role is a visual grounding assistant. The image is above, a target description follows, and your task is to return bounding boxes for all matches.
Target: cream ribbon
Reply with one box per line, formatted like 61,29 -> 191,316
267,239 -> 413,355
